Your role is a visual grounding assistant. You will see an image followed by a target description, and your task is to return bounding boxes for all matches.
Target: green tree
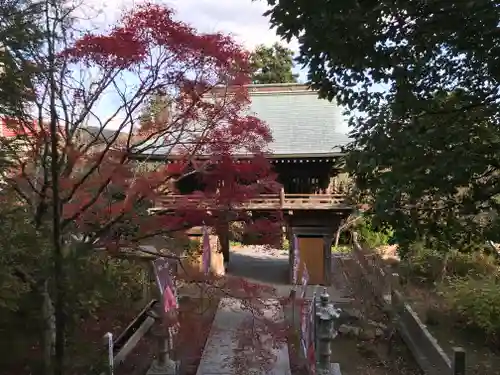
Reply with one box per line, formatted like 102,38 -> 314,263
0,0 -> 43,118
250,42 -> 298,84
265,0 -> 500,251
139,92 -> 171,126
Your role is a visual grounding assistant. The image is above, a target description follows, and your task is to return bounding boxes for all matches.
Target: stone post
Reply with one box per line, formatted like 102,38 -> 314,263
390,273 -> 402,314
147,321 -> 178,375
452,347 -> 466,375
215,221 -> 230,267
315,288 -> 341,375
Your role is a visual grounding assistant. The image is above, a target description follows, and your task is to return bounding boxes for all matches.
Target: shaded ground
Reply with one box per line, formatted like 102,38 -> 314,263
334,256 -> 422,375
0,302 -> 154,375
227,245 -> 289,285
374,245 -> 500,375
402,282 -> 500,375
176,295 -> 220,375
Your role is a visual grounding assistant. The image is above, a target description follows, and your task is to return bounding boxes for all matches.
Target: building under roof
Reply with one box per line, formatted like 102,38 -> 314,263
246,83 -> 350,157
130,83 -> 350,195
135,83 -> 351,159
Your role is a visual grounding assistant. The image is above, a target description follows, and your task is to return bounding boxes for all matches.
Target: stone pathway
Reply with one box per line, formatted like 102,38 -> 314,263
227,245 -> 290,285
178,244 -> 352,302
191,245 -> 352,375
226,245 -> 352,301
196,297 -> 291,375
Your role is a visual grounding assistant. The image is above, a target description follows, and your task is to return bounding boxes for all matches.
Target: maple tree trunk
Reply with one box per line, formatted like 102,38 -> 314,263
42,280 -> 56,375
50,119 -> 65,375
46,3 -> 65,372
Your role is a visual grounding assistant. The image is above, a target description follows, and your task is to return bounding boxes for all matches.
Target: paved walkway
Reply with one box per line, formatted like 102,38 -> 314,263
195,247 -> 290,375
192,245 -> 353,375
196,297 -> 290,375
226,245 -> 352,301
178,245 -> 352,302
227,245 -> 290,285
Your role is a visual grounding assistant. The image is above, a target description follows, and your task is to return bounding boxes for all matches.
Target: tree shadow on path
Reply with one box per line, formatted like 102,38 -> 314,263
227,246 -> 289,286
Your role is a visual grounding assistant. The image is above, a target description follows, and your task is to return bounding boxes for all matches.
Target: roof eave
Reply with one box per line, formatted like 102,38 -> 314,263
128,151 -> 346,162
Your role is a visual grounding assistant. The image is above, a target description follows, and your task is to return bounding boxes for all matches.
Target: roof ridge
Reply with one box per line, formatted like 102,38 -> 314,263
249,90 -> 316,96
246,83 -> 308,88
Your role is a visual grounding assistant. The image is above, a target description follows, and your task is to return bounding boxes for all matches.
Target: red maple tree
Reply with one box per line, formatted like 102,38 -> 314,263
0,3 -> 288,374
3,3 -> 282,247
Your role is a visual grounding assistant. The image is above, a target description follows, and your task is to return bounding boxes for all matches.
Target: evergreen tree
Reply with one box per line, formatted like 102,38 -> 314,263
250,42 -> 298,84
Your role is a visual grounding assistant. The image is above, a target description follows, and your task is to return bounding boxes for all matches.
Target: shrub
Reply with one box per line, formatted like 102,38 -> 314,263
446,251 -> 497,278
178,236 -> 201,259
398,243 -> 443,283
229,221 -> 244,242
399,243 -> 498,283
355,216 -> 393,248
0,200 -> 52,313
443,276 -> 500,342
64,253 -> 146,322
331,245 -> 351,254
282,237 -> 290,251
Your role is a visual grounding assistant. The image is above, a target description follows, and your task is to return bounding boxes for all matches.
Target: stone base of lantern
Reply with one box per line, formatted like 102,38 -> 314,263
146,358 -> 179,375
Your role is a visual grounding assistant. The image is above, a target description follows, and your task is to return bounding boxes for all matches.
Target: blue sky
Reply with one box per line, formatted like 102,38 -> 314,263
81,0 -> 350,133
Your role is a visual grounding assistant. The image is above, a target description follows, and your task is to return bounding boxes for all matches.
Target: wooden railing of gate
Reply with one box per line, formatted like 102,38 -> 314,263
153,193 -> 348,211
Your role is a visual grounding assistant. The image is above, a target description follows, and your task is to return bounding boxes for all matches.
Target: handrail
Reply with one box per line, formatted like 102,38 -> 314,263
153,193 -> 349,210
112,299 -> 159,364
283,193 -> 344,197
157,194 -> 344,200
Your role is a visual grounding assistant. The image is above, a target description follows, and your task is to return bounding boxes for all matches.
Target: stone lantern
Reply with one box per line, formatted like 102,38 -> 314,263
315,288 -> 342,375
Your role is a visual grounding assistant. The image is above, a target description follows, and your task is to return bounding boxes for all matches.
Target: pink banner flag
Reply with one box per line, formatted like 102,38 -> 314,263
152,258 -> 178,314
293,234 -> 300,284
163,284 -> 177,313
202,225 -> 211,276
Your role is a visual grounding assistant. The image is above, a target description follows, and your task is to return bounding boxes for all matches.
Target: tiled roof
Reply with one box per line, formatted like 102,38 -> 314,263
247,84 -> 350,155
136,83 -> 351,157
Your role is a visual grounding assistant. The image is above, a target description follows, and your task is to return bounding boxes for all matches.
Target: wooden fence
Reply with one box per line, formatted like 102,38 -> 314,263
351,233 -> 466,375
